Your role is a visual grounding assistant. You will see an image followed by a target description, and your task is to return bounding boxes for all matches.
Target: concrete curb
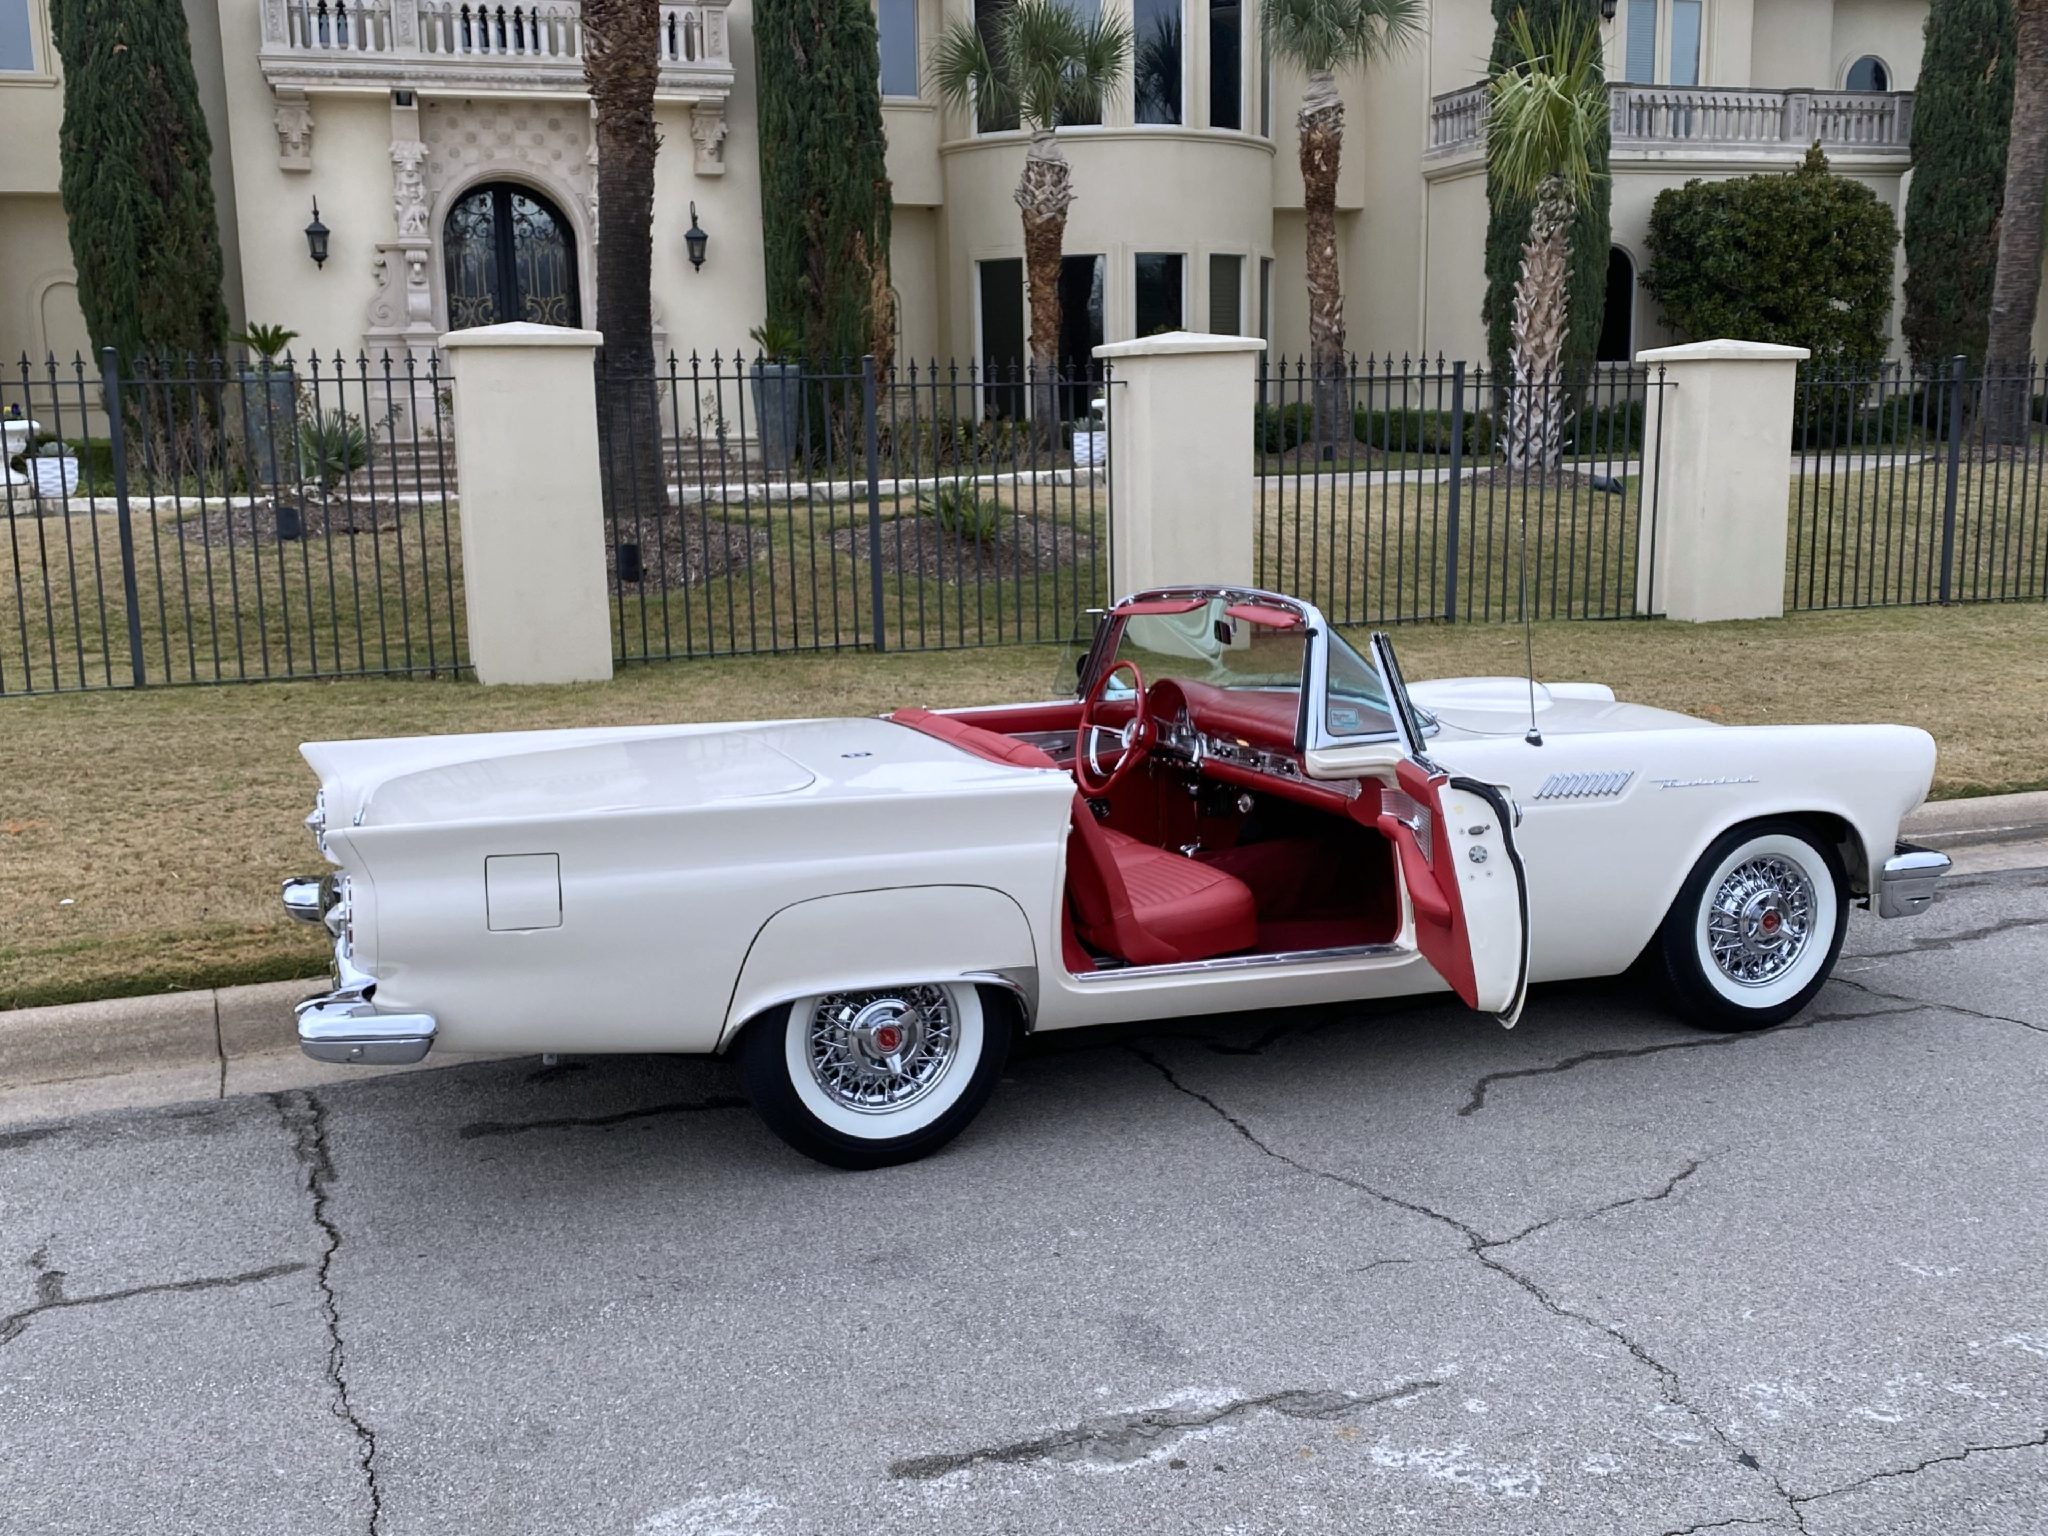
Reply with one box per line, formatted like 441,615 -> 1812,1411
0,978 -> 507,1129
3,788 -> 2045,1129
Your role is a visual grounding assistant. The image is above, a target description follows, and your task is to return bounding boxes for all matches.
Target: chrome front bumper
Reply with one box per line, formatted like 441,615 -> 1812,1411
1877,842 -> 1951,919
285,875 -> 438,1066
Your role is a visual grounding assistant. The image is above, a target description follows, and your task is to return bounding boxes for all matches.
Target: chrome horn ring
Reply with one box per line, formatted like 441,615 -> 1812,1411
1705,855 -> 1816,986
806,986 -> 959,1114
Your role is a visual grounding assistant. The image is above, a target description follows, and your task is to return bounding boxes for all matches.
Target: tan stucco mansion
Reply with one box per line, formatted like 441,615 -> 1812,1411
1,0 -> 1948,379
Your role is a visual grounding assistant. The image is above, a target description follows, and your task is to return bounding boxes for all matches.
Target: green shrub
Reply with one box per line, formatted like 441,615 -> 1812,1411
919,482 -> 1003,544
297,409 -> 368,491
1560,399 -> 1645,453
1644,146 -> 1898,370
1254,401 -> 1314,454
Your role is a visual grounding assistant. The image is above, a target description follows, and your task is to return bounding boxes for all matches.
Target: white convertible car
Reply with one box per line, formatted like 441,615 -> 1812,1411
283,585 -> 1949,1167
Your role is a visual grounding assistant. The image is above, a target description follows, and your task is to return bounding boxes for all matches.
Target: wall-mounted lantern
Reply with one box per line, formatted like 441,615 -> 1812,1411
305,199 -> 330,269
685,202 -> 708,272
1600,0 -> 1617,18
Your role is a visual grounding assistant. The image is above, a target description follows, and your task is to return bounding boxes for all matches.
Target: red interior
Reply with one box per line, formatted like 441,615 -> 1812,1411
889,700 -> 1401,976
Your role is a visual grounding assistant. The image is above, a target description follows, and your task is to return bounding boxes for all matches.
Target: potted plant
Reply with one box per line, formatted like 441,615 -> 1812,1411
28,438 -> 80,499
232,324 -> 300,489
748,319 -> 804,474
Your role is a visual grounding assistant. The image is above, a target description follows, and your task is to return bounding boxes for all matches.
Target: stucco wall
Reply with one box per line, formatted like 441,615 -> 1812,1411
0,194 -> 89,368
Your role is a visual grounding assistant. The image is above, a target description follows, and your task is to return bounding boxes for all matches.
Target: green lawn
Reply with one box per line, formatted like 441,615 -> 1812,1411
3,603 -> 2045,1013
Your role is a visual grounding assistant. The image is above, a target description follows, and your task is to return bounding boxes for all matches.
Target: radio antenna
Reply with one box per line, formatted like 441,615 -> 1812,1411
1519,399 -> 1542,748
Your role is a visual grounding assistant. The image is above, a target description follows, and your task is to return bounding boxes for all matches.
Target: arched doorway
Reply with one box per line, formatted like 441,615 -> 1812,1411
1597,247 -> 1636,364
443,182 -> 581,328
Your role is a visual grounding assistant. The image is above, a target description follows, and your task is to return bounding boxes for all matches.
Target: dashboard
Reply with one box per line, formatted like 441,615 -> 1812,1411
1148,679 -> 1365,807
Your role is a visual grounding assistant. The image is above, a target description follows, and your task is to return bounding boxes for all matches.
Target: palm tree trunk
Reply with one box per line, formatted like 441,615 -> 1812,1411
583,0 -> 667,518
1298,70 -> 1348,455
1507,173 -> 1574,471
1985,0 -> 2048,444
1016,128 -> 1073,447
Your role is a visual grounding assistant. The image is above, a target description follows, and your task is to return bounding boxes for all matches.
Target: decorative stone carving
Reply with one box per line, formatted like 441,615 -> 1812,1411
392,139 -> 431,237
691,102 -> 729,176
273,88 -> 314,171
368,243 -> 437,332
585,126 -> 602,242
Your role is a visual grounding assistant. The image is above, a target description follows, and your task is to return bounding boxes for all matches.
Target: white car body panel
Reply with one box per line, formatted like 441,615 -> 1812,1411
289,594 -> 1941,1063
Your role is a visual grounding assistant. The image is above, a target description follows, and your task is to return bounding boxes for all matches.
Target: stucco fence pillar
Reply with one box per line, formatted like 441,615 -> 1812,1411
441,322 -> 613,685
1093,333 -> 1266,595
1634,339 -> 1809,623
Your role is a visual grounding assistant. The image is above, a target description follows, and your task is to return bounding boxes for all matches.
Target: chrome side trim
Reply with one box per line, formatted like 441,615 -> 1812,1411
1877,842 -> 1950,919
1070,941 -> 1410,983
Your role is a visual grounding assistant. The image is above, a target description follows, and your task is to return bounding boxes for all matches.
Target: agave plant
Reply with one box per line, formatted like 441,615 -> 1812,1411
297,408 -> 368,493
1486,10 -> 1609,470
920,482 -> 1004,545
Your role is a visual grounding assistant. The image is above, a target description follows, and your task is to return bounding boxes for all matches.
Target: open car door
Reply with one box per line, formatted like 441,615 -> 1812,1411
1366,633 -> 1531,1027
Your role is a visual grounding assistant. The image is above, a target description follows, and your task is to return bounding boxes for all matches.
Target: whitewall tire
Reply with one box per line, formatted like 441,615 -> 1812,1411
739,982 -> 1010,1169
1654,820 -> 1848,1032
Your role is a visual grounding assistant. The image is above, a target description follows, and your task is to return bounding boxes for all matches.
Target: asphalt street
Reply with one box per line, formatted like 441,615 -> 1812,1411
2,864 -> 2044,1536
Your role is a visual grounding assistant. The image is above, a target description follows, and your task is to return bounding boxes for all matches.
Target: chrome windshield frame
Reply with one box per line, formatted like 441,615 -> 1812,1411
1085,584 -> 1421,755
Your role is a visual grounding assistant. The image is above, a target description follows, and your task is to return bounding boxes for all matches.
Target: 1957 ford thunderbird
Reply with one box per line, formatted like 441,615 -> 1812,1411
283,585 -> 1950,1167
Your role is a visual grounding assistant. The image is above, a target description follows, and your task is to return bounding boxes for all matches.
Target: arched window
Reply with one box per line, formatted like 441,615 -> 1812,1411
443,182 -> 581,328
1597,247 -> 1636,364
1845,55 -> 1890,92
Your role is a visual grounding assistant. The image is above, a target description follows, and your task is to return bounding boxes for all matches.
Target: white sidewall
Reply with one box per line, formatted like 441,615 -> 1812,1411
1691,832 -> 1839,1010
782,984 -> 986,1141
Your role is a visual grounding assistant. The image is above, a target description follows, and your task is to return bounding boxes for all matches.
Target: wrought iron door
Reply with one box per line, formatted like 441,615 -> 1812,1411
443,183 -> 580,329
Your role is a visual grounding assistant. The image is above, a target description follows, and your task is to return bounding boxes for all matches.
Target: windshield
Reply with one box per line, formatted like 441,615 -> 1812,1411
1103,595 -> 1309,702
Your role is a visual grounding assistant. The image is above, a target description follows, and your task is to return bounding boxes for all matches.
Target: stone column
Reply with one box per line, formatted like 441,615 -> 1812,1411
1092,332 -> 1266,595
441,323 -> 613,685
1634,338 -> 1809,622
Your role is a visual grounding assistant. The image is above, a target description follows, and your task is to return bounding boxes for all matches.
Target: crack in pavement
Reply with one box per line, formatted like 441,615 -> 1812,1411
889,1381 -> 1441,1480
457,1095 -> 750,1140
0,1240 -> 305,1346
1660,1516 -> 1791,1536
1125,1045 -> 1807,1528
1842,908 -> 2048,962
1483,1158 -> 1709,1252
1830,974 -> 2048,1036
1455,1002 -> 1920,1118
275,1091 -> 383,1535
1790,1426 -> 2048,1507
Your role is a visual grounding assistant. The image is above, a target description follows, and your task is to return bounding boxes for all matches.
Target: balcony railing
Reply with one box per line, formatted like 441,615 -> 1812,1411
1429,82 -> 1914,157
261,0 -> 732,94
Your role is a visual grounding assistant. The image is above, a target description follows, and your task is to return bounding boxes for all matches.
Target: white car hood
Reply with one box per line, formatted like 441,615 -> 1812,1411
1410,676 -> 1709,738
304,716 -> 1059,831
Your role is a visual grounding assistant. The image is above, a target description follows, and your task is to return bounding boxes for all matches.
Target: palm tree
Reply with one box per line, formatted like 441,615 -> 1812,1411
582,0 -> 665,520
1985,0 -> 2048,443
931,0 -> 1132,439
1262,0 -> 1424,451
1486,10 -> 1608,470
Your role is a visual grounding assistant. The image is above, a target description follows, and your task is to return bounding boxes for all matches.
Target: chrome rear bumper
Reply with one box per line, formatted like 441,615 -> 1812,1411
285,875 -> 437,1065
1877,842 -> 1951,919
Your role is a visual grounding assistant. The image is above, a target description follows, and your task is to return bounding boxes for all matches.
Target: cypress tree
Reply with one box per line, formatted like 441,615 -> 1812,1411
50,0 -> 228,367
754,0 -> 894,364
1481,0 -> 1609,387
1902,0 -> 2017,369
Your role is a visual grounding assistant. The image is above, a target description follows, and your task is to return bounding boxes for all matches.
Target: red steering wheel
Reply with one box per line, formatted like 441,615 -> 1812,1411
1076,660 -> 1152,795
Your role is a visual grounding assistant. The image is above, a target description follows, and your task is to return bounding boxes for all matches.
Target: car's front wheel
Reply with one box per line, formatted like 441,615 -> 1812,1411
1654,820 -> 1848,1032
738,982 -> 1010,1169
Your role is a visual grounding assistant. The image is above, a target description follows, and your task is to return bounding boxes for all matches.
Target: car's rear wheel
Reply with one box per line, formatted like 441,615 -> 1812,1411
738,981 -> 1010,1169
1653,820 -> 1848,1032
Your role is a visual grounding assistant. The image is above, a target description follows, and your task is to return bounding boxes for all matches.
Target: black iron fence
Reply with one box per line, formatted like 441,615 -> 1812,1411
2,349 -> 463,696
1791,358 -> 2048,610
1255,356 -> 1669,623
593,353 -> 1112,660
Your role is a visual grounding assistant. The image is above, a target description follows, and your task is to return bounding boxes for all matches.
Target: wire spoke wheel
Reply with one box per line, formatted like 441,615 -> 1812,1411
1704,854 -> 1816,986
805,986 -> 959,1114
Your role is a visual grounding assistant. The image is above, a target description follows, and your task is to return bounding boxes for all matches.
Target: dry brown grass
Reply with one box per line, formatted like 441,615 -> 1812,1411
2,603 -> 2043,1011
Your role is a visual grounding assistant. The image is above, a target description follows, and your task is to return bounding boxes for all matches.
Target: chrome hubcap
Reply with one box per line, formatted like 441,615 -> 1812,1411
807,987 -> 957,1114
1706,855 -> 1815,985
